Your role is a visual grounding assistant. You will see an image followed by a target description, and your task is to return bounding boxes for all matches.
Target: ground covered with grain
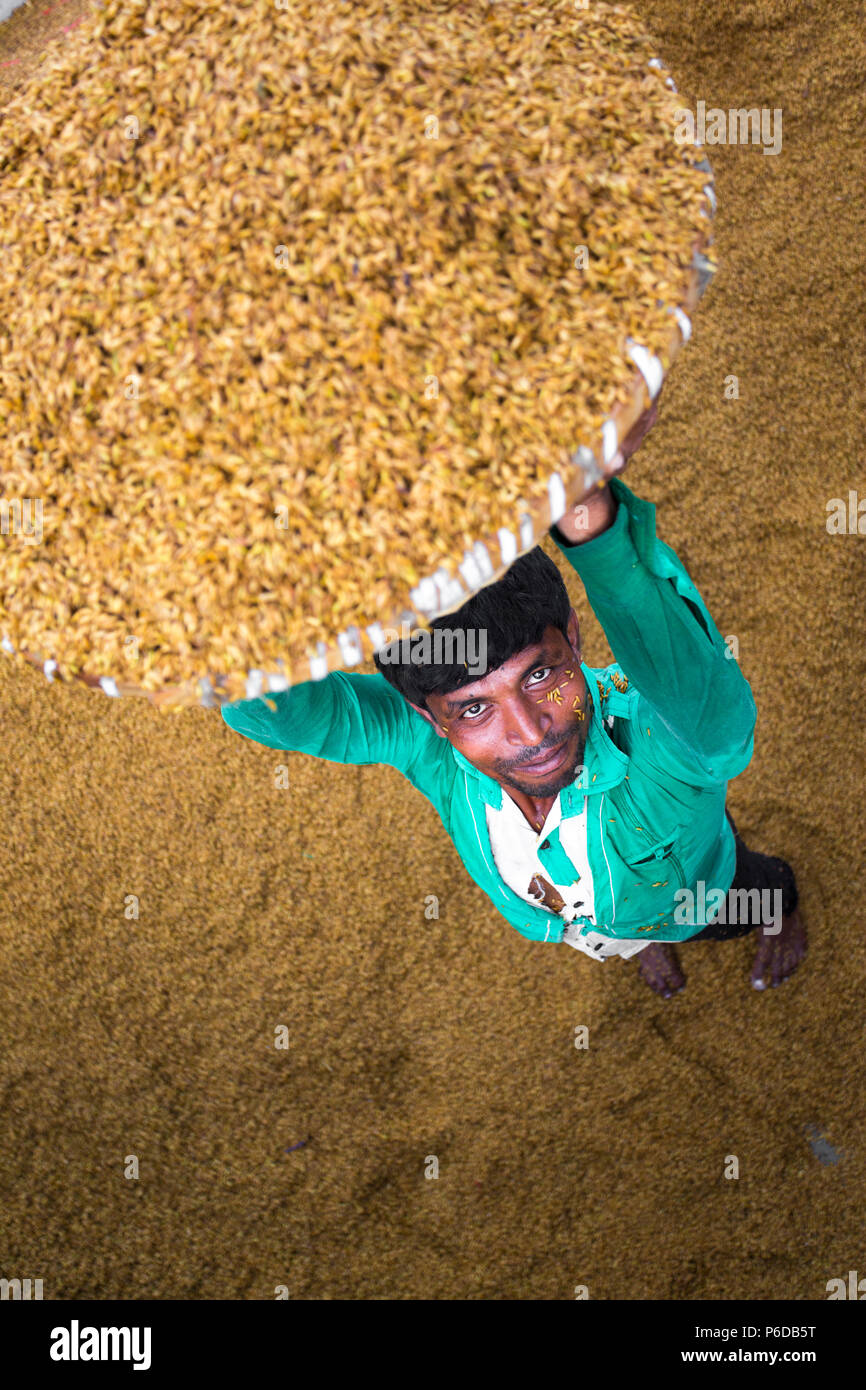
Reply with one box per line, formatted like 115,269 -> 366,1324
1,0 -> 865,1300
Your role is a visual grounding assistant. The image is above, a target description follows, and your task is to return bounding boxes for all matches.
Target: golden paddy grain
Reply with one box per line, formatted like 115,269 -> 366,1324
0,0 -> 713,702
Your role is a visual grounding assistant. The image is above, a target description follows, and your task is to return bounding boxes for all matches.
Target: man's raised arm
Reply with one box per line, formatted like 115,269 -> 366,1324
550,475 -> 757,785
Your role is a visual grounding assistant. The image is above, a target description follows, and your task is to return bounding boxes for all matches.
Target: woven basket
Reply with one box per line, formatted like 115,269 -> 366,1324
0,1 -> 717,710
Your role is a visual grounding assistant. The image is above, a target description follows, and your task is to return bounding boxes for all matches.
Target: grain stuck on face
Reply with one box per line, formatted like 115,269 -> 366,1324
0,0 -> 713,705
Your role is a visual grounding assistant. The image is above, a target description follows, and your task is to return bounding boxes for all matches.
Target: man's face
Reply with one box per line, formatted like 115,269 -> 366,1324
410,609 -> 590,799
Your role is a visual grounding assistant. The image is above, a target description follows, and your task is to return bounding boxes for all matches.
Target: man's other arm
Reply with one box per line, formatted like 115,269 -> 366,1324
221,669 -> 439,779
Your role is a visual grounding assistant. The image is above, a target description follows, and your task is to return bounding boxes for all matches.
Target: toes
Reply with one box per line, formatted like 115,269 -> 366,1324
637,946 -> 685,998
762,950 -> 785,988
753,940 -> 805,990
656,965 -> 684,993
750,946 -> 771,990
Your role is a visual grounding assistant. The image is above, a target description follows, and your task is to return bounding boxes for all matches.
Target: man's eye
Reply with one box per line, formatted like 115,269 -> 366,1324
461,667 -> 554,721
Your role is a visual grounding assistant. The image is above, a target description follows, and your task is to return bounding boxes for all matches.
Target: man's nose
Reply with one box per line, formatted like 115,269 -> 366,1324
503,704 -> 555,754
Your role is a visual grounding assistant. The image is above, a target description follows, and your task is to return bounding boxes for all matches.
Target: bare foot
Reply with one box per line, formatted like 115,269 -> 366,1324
751,907 -> 807,990
635,941 -> 685,998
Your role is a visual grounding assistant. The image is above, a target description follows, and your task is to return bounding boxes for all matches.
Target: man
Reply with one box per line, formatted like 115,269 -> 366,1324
221,400 -> 806,996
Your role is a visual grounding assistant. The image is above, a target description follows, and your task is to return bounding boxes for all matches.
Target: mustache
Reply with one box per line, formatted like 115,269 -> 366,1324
515,736 -> 567,768
508,726 -> 586,772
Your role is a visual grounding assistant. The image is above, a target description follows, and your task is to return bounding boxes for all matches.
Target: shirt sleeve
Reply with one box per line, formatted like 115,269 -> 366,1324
221,668 -> 442,782
549,476 -> 756,786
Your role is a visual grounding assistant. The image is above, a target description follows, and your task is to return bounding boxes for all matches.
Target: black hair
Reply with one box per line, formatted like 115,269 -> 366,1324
373,546 -> 573,717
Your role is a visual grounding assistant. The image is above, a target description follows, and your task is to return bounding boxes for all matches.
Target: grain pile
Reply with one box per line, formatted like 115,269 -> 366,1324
0,0 -> 712,703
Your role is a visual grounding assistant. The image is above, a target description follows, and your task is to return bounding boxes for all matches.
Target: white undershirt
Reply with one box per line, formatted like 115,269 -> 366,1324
485,787 -> 649,961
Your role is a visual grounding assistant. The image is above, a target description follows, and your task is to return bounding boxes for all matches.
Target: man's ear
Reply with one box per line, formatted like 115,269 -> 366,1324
566,608 -> 581,664
408,699 -> 448,737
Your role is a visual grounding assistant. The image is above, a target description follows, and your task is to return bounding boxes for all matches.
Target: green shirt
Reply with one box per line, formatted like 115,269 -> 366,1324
221,477 -> 755,944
